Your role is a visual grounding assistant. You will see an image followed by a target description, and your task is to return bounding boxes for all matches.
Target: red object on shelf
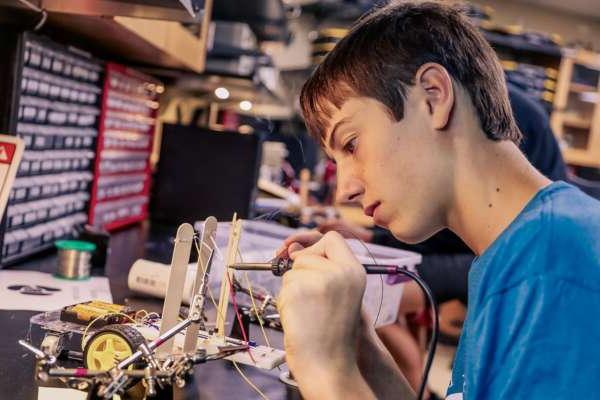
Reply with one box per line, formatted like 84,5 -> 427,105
88,63 -> 163,231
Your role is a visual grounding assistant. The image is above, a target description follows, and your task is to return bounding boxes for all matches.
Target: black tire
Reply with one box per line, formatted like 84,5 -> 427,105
83,324 -> 147,391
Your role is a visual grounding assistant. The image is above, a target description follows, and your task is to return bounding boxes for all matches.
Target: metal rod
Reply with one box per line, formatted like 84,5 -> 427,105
18,340 -> 46,359
229,263 -> 273,271
117,317 -> 193,369
231,260 -> 404,276
48,368 -> 174,379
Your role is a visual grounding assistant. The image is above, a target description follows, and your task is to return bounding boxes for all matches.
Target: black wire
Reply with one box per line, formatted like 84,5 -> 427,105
374,274 -> 384,326
239,220 -> 434,397
334,228 -> 385,328
395,268 -> 439,400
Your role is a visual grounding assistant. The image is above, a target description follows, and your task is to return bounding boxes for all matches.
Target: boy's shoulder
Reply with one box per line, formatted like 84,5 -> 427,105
541,182 -> 600,243
475,182 -> 600,294
521,181 -> 600,280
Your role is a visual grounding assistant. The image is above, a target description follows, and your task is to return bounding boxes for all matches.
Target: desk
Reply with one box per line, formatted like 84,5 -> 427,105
0,222 -> 298,400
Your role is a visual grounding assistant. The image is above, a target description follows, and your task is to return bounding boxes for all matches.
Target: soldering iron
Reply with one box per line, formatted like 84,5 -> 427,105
229,257 -> 410,276
229,255 -> 439,400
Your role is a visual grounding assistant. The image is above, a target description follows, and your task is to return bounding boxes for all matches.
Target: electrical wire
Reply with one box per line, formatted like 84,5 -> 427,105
334,229 -> 385,328
225,267 -> 257,364
300,228 -> 437,400
16,0 -> 47,30
196,236 -> 269,400
206,237 -> 254,363
203,222 -> 438,400
394,268 -> 439,400
80,312 -> 137,350
232,361 -> 269,400
237,249 -> 273,349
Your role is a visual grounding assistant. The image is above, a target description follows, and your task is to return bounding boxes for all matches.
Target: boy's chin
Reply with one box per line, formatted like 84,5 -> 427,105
389,221 -> 438,245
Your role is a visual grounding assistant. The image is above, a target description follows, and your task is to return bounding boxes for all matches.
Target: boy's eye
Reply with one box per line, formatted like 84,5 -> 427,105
343,137 -> 357,154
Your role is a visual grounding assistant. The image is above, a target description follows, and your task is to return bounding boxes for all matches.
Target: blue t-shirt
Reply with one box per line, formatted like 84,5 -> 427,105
447,181 -> 600,399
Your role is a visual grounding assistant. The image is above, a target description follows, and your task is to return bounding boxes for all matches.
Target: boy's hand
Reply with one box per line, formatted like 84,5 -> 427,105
276,230 -> 323,257
278,231 -> 372,399
316,218 -> 374,242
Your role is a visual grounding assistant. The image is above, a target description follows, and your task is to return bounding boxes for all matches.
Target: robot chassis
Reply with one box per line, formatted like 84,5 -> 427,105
19,216 -> 285,399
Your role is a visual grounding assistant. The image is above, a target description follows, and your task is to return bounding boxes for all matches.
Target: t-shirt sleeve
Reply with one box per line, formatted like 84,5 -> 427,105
465,276 -> 600,399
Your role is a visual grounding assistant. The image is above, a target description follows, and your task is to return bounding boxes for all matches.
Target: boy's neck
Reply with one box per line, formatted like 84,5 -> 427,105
446,137 -> 552,256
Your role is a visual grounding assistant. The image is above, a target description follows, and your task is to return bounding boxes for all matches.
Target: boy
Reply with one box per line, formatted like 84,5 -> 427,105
277,2 -> 600,399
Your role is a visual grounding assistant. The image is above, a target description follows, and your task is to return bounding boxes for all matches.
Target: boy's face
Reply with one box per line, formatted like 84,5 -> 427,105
323,89 -> 452,243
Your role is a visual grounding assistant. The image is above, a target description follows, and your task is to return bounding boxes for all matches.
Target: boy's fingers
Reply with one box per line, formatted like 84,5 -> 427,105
287,242 -> 305,256
290,231 -> 356,263
283,230 -> 322,246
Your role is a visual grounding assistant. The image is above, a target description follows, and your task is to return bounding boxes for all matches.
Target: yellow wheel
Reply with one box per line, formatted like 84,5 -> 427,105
83,324 -> 145,371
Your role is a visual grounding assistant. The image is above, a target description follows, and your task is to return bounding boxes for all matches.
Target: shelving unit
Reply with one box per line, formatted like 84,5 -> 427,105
479,24 -> 562,114
1,33 -> 100,264
0,1 -> 213,265
0,0 -> 213,73
88,63 -> 162,232
551,49 -> 600,168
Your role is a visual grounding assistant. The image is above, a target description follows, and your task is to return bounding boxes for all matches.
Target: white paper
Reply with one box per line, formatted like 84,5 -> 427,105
0,270 -> 112,311
37,387 -> 122,400
38,387 -> 87,400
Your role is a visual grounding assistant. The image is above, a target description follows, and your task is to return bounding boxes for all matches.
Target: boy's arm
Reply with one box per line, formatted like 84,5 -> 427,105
279,232 -> 412,399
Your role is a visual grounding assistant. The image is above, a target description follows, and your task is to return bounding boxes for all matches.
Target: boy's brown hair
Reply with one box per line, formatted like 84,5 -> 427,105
300,1 -> 521,144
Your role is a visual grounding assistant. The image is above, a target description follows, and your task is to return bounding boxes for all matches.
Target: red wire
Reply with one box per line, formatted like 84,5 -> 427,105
225,271 -> 257,364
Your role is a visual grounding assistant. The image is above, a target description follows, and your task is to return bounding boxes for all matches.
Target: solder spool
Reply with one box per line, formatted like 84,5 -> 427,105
55,240 -> 97,279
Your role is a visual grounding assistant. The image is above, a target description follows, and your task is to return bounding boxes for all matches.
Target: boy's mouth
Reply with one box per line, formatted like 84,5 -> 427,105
363,201 -> 381,217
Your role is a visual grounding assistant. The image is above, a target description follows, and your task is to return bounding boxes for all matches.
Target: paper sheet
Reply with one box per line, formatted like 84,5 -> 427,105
0,270 -> 112,311
38,387 -> 87,400
38,387 -> 122,400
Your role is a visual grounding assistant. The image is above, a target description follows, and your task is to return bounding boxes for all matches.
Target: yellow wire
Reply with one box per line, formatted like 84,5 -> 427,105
233,361 -> 270,400
143,312 -> 160,322
210,238 -> 270,348
194,238 -> 220,311
197,236 -> 271,400
80,312 -> 137,350
242,270 -> 273,349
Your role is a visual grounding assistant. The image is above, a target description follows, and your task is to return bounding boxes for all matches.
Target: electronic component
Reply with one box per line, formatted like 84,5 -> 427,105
21,218 -> 286,399
230,257 -> 412,277
83,324 -> 146,373
60,300 -> 134,326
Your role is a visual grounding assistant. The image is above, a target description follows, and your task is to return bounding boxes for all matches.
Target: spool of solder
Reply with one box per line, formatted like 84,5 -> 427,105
55,240 -> 97,279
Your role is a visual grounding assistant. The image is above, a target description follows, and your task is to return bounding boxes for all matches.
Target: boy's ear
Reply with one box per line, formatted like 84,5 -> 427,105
415,63 -> 455,130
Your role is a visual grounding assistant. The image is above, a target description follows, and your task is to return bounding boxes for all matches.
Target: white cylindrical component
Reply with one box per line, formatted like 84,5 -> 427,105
127,259 -> 197,305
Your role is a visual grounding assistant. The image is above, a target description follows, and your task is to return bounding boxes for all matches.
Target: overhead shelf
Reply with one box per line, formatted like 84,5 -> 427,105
562,114 -> 592,130
0,0 -> 204,22
0,0 -> 213,73
570,83 -> 598,94
483,31 -> 562,59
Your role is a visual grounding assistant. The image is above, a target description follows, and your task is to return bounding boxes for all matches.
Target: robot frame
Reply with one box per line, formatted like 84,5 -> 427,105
19,215 -> 286,399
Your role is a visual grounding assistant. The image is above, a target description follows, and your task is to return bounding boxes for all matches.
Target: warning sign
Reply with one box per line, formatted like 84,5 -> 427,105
0,142 -> 16,164
0,135 -> 24,226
